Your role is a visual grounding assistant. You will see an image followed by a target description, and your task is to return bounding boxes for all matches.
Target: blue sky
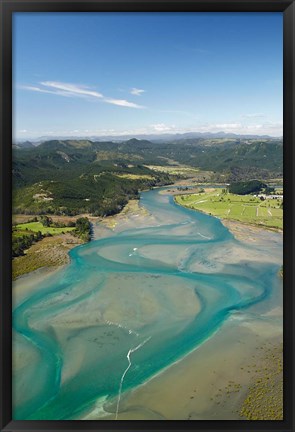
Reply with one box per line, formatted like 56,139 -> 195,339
13,12 -> 283,140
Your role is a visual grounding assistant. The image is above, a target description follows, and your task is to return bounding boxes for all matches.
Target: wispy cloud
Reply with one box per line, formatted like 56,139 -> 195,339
130,88 -> 145,96
20,82 -> 103,99
19,85 -> 59,95
41,81 -> 104,98
20,81 -> 144,109
104,98 -> 144,108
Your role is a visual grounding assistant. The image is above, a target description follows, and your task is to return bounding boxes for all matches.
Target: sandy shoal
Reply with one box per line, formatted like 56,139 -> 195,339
221,219 -> 283,243
13,265 -> 67,307
94,309 -> 282,420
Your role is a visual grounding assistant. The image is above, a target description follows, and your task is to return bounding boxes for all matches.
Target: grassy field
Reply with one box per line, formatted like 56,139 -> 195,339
15,222 -> 75,235
175,189 -> 283,230
12,233 -> 83,280
145,165 -> 215,183
145,165 -> 201,176
114,173 -> 155,180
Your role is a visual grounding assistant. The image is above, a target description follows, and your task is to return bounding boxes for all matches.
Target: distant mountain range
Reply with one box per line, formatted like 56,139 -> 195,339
14,131 -> 280,147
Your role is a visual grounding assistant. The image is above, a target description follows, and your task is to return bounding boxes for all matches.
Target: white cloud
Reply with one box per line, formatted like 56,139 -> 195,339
19,85 -> 59,95
105,98 -> 144,109
151,123 -> 176,132
196,121 -> 282,136
130,88 -> 145,96
40,81 -> 104,99
20,81 -> 145,109
215,123 -> 242,130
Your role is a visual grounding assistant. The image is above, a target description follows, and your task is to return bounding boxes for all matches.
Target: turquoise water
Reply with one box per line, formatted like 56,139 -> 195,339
12,187 -> 282,420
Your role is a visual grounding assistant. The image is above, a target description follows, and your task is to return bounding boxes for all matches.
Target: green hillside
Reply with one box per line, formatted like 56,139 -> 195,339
13,138 -> 283,216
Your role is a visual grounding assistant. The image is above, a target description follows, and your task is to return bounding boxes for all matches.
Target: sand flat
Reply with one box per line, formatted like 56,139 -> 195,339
99,312 -> 282,420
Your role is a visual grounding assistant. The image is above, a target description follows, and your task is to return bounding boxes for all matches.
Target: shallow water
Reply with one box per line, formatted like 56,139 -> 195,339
12,188 -> 283,420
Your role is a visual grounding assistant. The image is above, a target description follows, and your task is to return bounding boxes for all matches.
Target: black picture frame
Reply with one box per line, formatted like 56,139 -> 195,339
0,1 -> 294,431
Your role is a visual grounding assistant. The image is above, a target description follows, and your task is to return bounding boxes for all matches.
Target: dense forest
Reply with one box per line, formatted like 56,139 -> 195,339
228,180 -> 267,195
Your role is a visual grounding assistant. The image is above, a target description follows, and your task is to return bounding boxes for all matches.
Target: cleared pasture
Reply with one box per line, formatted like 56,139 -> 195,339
175,189 -> 283,229
15,222 -> 75,235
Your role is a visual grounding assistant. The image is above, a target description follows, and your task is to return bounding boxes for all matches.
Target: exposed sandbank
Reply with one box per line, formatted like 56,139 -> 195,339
85,307 -> 282,420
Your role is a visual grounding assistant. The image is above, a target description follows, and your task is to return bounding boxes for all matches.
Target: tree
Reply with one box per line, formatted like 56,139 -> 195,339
74,217 -> 91,242
40,215 -> 52,227
264,186 -> 275,195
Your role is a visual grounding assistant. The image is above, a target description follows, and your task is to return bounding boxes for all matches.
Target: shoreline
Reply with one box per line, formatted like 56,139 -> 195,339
12,198 -> 153,282
12,232 -> 84,281
219,218 -> 283,241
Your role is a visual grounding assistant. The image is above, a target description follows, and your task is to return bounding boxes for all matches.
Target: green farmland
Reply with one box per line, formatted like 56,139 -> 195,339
14,222 -> 75,235
175,189 -> 283,230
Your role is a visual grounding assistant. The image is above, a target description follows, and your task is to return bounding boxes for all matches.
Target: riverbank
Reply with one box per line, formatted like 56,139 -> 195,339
221,218 -> 282,239
12,198 -> 155,280
12,216 -> 92,280
12,233 -> 84,280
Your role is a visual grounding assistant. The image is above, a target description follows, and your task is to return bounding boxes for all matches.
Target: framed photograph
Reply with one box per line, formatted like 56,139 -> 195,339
1,1 -> 294,431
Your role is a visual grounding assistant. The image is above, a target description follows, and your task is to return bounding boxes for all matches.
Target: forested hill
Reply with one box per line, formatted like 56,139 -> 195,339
12,137 -> 283,216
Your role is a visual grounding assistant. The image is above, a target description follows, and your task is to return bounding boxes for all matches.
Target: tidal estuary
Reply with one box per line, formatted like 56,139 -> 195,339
12,187 -> 283,420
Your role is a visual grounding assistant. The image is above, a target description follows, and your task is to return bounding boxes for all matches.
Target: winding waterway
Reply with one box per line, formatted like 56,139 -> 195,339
12,187 -> 283,420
